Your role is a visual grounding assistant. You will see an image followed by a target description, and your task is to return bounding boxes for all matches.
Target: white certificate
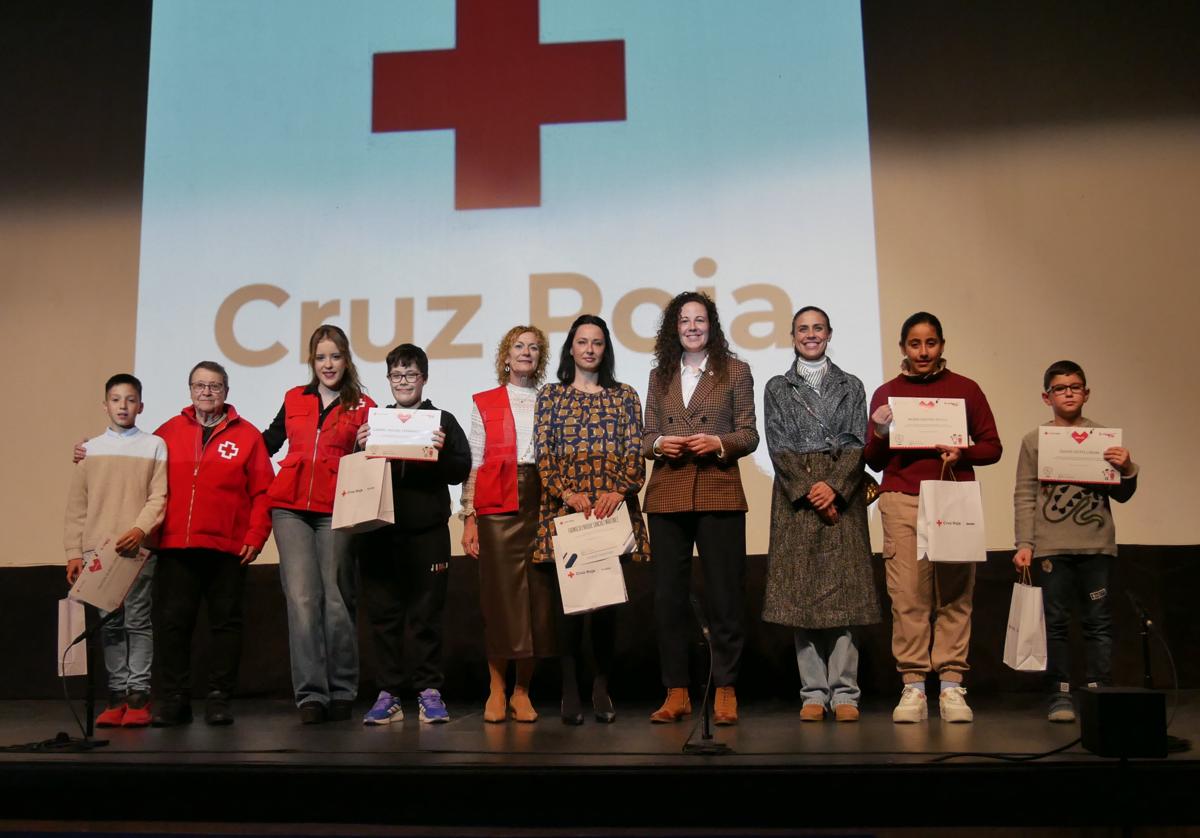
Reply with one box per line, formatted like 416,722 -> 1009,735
364,407 -> 440,461
1037,426 -> 1122,485
551,506 -> 634,615
68,537 -> 151,613
888,396 -> 969,449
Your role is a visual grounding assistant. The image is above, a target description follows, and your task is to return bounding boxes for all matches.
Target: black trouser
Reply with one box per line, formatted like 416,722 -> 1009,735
156,548 -> 247,697
649,511 -> 747,688
358,524 -> 450,695
1041,553 -> 1114,691
557,598 -> 618,686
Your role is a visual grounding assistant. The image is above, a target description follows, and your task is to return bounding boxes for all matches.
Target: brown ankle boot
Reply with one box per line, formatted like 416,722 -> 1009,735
483,691 -> 507,724
649,688 -> 692,723
713,685 -> 738,726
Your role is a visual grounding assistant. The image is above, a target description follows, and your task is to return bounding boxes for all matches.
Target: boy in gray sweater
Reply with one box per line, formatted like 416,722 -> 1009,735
1013,360 -> 1138,722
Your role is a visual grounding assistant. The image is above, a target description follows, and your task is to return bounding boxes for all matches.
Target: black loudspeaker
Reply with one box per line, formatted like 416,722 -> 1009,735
1078,687 -> 1167,758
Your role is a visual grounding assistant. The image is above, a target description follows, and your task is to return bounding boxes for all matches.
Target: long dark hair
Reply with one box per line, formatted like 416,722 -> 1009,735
556,314 -> 618,387
651,291 -> 733,391
306,324 -> 364,407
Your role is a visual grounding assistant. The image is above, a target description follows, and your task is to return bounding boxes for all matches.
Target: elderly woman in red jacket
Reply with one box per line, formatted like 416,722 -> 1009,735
262,325 -> 375,724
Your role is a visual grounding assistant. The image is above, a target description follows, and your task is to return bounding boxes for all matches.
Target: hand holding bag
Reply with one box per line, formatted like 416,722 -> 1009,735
1003,566 -> 1048,671
916,461 -> 987,563
331,451 -> 395,533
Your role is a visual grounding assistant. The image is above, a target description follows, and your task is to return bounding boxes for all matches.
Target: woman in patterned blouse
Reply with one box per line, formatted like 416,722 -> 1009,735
534,315 -> 649,724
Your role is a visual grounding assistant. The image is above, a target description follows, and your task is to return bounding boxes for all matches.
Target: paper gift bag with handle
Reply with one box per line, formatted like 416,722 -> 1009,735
916,463 -> 987,563
331,451 -> 394,533
1003,567 -> 1048,671
57,598 -> 88,676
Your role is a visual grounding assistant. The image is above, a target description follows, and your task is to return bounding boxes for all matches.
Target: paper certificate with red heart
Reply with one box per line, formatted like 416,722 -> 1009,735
1037,426 -> 1123,485
364,407 -> 441,461
887,397 -> 969,449
68,536 -> 151,612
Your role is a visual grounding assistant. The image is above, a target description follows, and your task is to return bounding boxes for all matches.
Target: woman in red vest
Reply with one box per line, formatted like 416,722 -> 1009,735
262,325 -> 375,724
460,325 -> 555,723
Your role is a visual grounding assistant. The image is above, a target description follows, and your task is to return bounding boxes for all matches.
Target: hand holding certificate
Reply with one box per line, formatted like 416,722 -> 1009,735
68,536 -> 151,612
364,407 -> 440,461
888,396 -> 968,449
551,505 -> 633,615
1037,426 -> 1123,485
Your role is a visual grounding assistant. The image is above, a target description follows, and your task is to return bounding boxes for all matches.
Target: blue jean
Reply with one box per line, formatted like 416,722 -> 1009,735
273,508 -> 358,706
1041,553 -> 1113,692
100,555 -> 156,694
795,626 -> 860,708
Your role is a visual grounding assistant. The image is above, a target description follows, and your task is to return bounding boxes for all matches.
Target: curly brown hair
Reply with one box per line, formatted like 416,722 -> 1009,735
651,291 -> 733,392
494,325 -> 549,386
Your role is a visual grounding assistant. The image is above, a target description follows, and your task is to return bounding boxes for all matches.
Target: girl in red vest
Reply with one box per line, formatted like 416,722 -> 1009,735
263,325 -> 375,724
460,325 -> 555,723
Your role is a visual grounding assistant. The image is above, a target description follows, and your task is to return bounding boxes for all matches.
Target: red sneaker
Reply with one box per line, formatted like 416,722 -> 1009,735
122,692 -> 152,728
96,702 -> 127,728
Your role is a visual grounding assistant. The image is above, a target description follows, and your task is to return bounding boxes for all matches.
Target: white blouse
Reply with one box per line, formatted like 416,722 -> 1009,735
460,383 -> 539,516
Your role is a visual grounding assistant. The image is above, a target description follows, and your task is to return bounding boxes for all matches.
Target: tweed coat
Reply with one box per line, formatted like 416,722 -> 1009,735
760,360 -> 880,628
641,357 -> 759,513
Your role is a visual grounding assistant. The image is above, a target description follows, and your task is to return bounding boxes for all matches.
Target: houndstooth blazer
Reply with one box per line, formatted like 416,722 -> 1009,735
641,357 -> 759,513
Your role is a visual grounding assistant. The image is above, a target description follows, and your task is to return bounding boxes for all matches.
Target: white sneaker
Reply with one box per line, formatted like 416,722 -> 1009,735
892,686 -> 928,723
939,686 -> 974,723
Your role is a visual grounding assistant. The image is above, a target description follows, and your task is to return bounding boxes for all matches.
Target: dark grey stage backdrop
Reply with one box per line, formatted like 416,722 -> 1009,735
4,546 -> 1197,701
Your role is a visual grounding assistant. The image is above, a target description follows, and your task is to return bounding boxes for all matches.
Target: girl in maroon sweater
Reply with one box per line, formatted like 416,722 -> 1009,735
864,312 -> 1001,724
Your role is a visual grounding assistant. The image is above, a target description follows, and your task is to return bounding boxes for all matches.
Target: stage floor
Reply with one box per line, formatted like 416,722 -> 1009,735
2,693 -> 1198,829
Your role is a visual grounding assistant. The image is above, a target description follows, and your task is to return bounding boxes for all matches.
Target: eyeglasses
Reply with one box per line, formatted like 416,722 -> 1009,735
190,382 -> 226,393
1047,383 -> 1086,396
387,371 -> 423,384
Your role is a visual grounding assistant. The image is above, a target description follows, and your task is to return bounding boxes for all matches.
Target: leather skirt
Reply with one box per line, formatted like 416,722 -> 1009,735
477,464 -> 558,659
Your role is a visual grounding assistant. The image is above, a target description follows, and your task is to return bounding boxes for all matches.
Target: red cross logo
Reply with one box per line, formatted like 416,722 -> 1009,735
372,0 -> 627,210
936,519 -> 944,527
218,441 -> 240,460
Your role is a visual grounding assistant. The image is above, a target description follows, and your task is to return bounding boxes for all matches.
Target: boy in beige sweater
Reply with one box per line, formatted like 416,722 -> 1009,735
64,374 -> 168,727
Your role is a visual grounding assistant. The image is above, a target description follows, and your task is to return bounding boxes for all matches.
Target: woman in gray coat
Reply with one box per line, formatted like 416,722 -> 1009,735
761,306 -> 880,722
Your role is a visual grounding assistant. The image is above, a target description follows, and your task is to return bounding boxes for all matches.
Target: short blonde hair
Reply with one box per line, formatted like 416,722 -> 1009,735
494,325 -> 549,386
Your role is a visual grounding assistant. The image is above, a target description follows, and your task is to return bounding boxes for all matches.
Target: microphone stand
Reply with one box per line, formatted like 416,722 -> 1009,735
24,605 -> 125,752
683,594 -> 732,756
1126,592 -> 1153,689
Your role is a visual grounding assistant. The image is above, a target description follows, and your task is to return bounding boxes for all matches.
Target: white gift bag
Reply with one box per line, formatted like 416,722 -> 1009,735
551,506 -> 631,615
57,598 -> 88,676
552,541 -> 628,615
916,466 -> 987,563
332,452 -> 395,533
1003,568 -> 1047,671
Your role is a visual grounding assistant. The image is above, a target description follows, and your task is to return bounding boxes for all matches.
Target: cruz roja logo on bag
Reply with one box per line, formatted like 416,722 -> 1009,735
217,441 -> 240,460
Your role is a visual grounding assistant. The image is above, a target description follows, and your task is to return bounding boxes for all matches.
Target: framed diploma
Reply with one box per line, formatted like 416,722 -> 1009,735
364,407 -> 440,461
888,397 -> 968,449
1037,426 -> 1122,485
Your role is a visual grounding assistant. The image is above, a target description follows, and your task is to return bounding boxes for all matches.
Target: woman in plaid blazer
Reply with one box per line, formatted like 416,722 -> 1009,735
641,292 -> 759,725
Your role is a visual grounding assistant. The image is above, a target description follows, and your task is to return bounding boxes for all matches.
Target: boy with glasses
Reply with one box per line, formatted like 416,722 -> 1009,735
1012,360 -> 1138,722
354,345 -> 471,724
